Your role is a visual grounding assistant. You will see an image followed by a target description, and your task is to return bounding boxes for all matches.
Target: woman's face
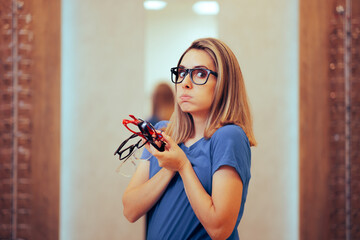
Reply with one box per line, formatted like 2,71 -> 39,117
176,49 -> 217,119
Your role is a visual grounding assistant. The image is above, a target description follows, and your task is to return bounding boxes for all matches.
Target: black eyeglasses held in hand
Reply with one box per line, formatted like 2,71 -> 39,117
170,66 -> 218,85
114,133 -> 151,177
114,133 -> 147,161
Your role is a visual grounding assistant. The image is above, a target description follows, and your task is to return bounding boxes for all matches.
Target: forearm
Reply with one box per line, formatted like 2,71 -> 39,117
178,162 -> 239,240
122,168 -> 175,222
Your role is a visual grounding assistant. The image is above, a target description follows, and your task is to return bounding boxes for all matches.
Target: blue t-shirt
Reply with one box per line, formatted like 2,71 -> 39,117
143,121 -> 251,240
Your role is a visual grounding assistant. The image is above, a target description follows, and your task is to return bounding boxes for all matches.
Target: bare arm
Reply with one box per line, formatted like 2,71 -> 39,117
122,160 -> 175,222
179,163 -> 243,240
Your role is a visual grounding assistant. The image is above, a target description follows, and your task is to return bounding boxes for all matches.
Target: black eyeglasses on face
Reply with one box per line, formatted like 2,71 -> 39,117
170,67 -> 218,85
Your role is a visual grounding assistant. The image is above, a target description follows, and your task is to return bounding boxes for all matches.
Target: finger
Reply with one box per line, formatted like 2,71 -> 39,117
161,132 -> 175,145
149,143 -> 160,156
144,141 -> 152,152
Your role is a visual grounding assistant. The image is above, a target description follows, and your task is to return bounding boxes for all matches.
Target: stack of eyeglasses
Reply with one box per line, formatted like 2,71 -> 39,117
114,115 -> 165,176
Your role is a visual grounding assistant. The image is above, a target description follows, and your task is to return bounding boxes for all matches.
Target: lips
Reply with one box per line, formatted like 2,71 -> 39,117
179,94 -> 192,101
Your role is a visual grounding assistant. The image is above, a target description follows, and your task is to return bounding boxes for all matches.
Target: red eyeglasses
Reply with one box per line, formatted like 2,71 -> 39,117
123,115 -> 165,151
114,115 -> 165,162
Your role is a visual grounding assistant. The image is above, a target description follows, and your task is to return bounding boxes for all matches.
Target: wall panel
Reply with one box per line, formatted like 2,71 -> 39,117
300,0 -> 360,239
0,0 -> 60,239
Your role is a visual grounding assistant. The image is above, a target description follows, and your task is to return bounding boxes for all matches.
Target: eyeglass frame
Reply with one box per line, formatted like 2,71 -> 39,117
114,133 -> 147,161
170,66 -> 218,85
122,115 -> 165,152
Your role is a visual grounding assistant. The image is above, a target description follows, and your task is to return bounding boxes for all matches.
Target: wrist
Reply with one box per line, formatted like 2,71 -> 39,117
161,167 -> 175,176
178,158 -> 191,175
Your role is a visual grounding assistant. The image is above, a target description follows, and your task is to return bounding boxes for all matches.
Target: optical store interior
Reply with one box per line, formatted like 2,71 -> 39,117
1,0 -> 359,239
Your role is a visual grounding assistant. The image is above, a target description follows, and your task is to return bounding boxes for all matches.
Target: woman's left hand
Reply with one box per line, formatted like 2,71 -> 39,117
146,132 -> 189,172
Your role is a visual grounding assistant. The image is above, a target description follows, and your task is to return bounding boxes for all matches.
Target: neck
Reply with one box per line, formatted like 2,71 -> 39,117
185,113 -> 208,146
193,115 -> 207,138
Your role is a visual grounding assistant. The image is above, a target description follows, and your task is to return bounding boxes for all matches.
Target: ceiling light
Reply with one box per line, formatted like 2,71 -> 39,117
144,1 -> 167,10
192,1 -> 219,15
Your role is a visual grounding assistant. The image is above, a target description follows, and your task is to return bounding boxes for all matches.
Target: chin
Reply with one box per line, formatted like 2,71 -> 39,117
179,104 -> 192,113
180,108 -> 192,114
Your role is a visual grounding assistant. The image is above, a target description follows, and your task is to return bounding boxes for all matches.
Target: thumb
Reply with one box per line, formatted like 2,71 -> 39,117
160,132 -> 176,151
161,132 -> 174,145
149,143 -> 158,155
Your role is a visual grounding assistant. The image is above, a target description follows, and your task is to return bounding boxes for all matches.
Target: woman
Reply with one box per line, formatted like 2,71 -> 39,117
122,38 -> 256,240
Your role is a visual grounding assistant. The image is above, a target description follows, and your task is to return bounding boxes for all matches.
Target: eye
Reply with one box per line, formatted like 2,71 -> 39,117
178,68 -> 187,78
193,69 -> 208,79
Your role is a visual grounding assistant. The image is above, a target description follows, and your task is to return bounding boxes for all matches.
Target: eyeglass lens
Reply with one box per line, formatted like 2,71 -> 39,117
172,67 -> 211,85
119,140 -> 145,160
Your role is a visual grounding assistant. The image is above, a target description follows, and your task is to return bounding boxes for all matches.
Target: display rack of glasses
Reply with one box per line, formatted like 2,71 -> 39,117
0,0 -> 33,239
328,0 -> 360,239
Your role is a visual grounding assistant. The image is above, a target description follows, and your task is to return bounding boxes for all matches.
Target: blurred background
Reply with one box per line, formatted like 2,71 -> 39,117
1,0 -> 359,239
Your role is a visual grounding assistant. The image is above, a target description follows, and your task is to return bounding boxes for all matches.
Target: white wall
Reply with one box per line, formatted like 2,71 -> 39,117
219,1 -> 299,239
61,1 -> 146,239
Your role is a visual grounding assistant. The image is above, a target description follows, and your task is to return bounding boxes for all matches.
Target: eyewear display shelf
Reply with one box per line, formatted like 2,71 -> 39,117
1,0 -> 60,239
1,1 -> 33,239
300,0 -> 360,240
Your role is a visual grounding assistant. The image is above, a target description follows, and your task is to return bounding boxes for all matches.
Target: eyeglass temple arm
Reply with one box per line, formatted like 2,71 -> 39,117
150,141 -> 165,152
123,118 -> 143,136
114,133 -> 138,155
137,122 -> 165,152
123,115 -> 166,152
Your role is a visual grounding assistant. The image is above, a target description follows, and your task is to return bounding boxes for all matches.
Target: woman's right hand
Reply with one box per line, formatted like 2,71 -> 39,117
146,132 -> 189,172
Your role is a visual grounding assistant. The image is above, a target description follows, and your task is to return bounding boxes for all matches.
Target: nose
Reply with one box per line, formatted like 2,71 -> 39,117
181,70 -> 192,89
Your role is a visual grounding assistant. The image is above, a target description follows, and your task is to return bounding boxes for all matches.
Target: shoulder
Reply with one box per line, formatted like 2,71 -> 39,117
212,124 -> 248,143
147,116 -> 160,126
210,125 -> 251,178
154,120 -> 169,130
210,124 -> 250,154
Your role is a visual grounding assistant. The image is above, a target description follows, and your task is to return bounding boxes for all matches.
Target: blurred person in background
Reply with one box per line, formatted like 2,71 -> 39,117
147,82 -> 175,126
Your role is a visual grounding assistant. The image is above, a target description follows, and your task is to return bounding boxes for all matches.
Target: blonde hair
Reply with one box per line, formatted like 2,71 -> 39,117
165,38 -> 257,147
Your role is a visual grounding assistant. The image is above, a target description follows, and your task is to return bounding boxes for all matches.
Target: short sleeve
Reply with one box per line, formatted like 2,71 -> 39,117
211,125 -> 251,185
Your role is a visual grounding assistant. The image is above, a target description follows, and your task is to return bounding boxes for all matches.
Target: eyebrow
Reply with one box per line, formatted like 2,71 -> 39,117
179,65 -> 210,69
